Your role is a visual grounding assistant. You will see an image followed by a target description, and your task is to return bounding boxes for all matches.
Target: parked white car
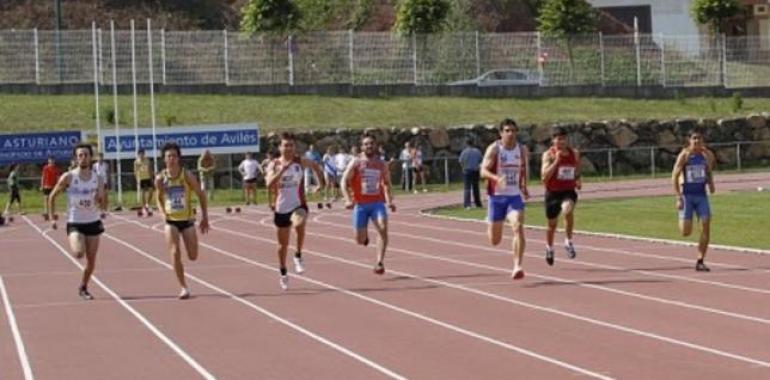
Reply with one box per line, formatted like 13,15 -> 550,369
449,69 -> 545,86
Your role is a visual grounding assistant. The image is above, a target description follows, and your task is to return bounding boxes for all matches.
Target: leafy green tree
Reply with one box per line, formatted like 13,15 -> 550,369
537,0 -> 597,81
240,0 -> 301,34
393,0 -> 451,34
691,0 -> 740,34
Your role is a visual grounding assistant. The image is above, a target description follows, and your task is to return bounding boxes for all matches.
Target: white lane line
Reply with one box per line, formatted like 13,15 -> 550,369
105,220 -> 409,380
115,215 -> 614,380
221,215 -> 770,369
23,216 -> 217,380
323,214 -> 770,295
0,276 -> 34,380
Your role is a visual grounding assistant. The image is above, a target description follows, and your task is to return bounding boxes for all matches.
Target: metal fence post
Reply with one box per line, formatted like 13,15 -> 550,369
444,158 -> 449,188
348,29 -> 354,84
660,34 -> 666,87
223,29 -> 229,85
475,31 -> 481,77
608,150 -> 614,178
536,31 -> 544,86
721,33 -> 728,88
599,31 -> 605,87
412,33 -> 418,85
288,34 -> 294,86
635,26 -> 641,87
736,142 -> 742,171
650,147 -> 656,177
33,28 -> 40,84
161,28 -> 167,85
229,154 -> 235,189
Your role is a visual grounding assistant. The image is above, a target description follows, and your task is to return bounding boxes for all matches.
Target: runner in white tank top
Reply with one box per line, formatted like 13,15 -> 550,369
48,143 -> 106,300
266,133 -> 325,290
481,118 -> 530,280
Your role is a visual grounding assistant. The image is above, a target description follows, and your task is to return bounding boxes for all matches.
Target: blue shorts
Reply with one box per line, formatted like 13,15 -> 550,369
679,194 -> 711,221
487,195 -> 525,223
353,202 -> 388,229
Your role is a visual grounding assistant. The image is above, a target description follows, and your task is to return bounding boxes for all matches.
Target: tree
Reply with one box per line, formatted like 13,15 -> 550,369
691,0 -> 740,34
240,0 -> 301,34
393,0 -> 451,35
537,0 -> 597,82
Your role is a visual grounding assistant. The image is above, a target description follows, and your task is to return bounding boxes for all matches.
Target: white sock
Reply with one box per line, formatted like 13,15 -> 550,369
546,244 -> 553,251
565,238 -> 572,246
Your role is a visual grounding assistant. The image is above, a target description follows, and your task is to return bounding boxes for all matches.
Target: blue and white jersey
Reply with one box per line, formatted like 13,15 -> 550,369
682,152 -> 708,196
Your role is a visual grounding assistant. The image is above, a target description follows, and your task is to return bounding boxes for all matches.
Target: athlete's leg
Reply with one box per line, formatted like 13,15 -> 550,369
164,224 -> 187,289
181,226 -> 199,261
508,209 -> 526,272
81,236 -> 100,288
276,226 -> 290,273
68,231 -> 87,259
562,200 -> 575,240
371,206 -> 389,266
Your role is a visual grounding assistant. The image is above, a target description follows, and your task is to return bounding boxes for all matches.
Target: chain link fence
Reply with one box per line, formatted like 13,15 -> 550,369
3,28 -> 770,88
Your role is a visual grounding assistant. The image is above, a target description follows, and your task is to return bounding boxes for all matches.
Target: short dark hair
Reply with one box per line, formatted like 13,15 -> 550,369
137,148 -> 145,154
161,142 -> 181,157
72,143 -> 94,158
280,132 -> 295,142
498,118 -> 518,131
551,127 -> 567,138
689,128 -> 705,137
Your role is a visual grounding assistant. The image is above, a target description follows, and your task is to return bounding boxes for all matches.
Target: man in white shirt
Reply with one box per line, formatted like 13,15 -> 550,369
238,152 -> 260,205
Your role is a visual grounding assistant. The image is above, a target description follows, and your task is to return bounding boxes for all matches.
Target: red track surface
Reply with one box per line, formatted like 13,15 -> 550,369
1,172 -> 769,379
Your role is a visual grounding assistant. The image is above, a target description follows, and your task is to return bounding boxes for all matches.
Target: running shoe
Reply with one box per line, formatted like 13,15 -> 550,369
293,256 -> 305,274
178,288 -> 191,300
279,275 -> 289,290
78,285 -> 93,300
373,262 -> 385,275
564,241 -> 577,259
695,261 -> 711,272
511,269 -> 525,280
545,248 -> 555,266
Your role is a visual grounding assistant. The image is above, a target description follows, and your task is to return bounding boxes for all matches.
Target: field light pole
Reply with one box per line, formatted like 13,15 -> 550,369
54,0 -> 63,82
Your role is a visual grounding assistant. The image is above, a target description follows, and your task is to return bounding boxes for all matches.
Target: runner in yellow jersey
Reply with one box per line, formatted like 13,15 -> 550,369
134,149 -> 154,216
155,142 -> 210,299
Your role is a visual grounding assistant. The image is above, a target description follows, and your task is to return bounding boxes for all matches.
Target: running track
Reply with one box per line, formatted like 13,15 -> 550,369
1,172 -> 769,379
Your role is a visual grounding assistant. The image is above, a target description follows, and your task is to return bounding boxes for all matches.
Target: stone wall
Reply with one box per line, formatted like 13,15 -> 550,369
260,113 -> 770,180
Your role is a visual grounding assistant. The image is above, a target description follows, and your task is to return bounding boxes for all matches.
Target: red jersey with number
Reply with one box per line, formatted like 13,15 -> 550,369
350,156 -> 386,204
545,147 -> 578,192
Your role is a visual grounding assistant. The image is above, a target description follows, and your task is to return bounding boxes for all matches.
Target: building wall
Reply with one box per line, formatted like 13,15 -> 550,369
588,0 -> 700,36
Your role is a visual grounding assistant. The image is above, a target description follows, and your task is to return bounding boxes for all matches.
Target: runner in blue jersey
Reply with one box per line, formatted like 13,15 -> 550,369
672,129 -> 716,272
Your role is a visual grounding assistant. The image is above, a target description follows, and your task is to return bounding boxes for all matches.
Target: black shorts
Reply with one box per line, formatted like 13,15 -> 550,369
545,190 -> 578,220
139,179 -> 154,190
42,188 -> 53,196
10,186 -> 21,203
244,178 -> 258,185
274,205 -> 308,228
66,221 -> 105,237
166,220 -> 195,232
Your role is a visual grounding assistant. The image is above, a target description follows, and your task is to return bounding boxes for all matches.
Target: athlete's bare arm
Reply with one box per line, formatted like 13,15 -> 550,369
265,161 -> 288,189
574,149 -> 582,190
520,145 -> 530,199
704,148 -> 717,194
154,175 -> 166,219
340,158 -> 357,208
185,170 -> 209,233
382,163 -> 395,211
480,144 -> 498,181
672,150 -> 689,197
541,150 -> 561,182
48,172 -> 72,228
301,158 -> 326,190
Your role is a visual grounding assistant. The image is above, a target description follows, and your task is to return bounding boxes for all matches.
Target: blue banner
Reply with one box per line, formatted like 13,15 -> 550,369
0,131 -> 82,165
100,124 -> 259,159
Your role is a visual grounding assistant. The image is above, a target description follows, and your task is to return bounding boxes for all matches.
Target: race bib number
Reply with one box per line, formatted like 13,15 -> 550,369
166,187 -> 186,211
361,168 -> 381,195
557,166 -> 576,181
502,167 -> 519,187
76,197 -> 94,210
686,165 -> 706,183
